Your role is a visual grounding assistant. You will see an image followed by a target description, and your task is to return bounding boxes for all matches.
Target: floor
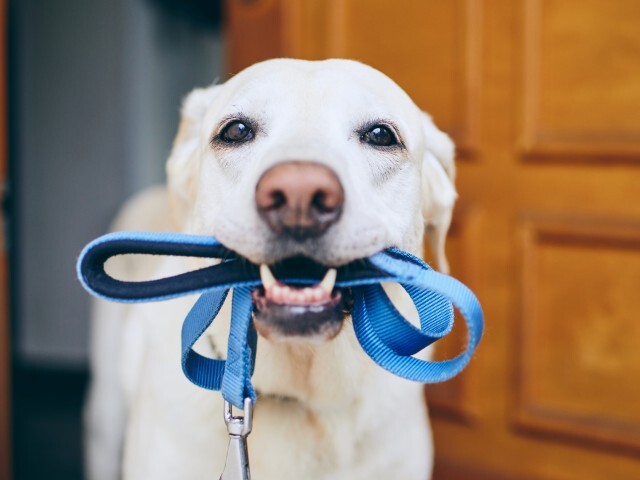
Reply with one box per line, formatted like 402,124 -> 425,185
12,365 -> 87,480
9,365 -> 457,480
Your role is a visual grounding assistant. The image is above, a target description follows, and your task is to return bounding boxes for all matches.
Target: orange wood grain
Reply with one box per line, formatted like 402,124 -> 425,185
225,0 -> 287,76
225,0 -> 640,477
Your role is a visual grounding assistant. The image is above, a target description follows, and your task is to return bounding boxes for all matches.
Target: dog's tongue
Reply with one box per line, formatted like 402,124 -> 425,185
260,264 -> 336,306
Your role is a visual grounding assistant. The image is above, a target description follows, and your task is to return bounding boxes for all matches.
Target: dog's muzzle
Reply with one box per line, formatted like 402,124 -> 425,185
255,161 -> 344,241
252,161 -> 349,341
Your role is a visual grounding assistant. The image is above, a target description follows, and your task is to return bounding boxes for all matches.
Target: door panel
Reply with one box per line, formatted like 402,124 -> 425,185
516,219 -> 640,453
424,205 -> 485,424
522,0 -> 640,157
225,1 -> 640,478
323,0 -> 482,155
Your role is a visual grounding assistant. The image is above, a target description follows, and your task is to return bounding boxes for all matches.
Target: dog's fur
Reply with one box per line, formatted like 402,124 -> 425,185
85,59 -> 456,480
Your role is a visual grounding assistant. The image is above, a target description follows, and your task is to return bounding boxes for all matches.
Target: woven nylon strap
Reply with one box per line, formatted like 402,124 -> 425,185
77,231 -> 484,409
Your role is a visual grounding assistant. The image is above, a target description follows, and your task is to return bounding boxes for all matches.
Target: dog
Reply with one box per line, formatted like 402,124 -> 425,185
84,58 -> 457,480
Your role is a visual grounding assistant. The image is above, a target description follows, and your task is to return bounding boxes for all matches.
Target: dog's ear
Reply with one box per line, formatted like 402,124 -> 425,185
167,85 -> 222,227
420,112 -> 457,273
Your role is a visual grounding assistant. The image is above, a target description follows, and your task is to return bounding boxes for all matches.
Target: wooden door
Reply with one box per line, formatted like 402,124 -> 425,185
225,1 -> 640,478
0,0 -> 10,477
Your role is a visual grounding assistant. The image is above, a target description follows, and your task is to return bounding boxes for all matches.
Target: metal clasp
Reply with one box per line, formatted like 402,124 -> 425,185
219,398 -> 253,480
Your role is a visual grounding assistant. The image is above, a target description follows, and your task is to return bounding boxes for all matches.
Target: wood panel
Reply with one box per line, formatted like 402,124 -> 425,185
434,459 -> 561,480
325,0 -> 481,155
521,0 -> 640,159
425,204 -> 484,422
515,217 -> 640,453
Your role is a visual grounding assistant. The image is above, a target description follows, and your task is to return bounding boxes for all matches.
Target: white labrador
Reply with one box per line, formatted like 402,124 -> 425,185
85,58 -> 456,480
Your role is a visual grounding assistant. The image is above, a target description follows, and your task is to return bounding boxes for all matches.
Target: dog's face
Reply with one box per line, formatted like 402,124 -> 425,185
168,59 -> 456,342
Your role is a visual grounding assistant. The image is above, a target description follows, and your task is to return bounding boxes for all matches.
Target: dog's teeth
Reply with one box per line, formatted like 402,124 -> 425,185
319,268 -> 337,294
312,289 -> 325,302
260,264 -> 277,290
303,288 -> 316,304
272,285 -> 284,303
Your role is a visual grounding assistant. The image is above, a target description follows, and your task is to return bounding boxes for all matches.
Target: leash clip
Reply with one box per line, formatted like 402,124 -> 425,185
220,398 -> 253,480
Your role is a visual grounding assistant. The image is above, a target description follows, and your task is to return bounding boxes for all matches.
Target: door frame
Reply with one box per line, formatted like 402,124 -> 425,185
0,0 -> 11,476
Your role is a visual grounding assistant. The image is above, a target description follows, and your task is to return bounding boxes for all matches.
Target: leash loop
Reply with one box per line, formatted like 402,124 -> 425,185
77,232 -> 484,409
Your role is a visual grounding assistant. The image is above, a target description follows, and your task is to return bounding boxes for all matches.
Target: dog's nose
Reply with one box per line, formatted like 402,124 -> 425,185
256,161 -> 344,240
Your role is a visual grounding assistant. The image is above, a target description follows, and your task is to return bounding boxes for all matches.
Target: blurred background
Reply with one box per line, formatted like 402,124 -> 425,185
1,0 -> 640,479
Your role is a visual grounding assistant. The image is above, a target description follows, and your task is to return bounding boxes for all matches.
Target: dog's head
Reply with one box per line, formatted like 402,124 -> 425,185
167,59 -> 456,343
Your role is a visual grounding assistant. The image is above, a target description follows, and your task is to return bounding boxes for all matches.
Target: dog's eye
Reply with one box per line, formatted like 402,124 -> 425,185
220,120 -> 253,143
361,125 -> 398,147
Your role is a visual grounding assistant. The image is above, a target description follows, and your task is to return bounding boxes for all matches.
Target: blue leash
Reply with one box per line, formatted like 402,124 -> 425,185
77,231 -> 484,409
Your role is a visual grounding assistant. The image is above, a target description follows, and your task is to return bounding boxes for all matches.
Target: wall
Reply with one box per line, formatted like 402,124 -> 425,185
12,0 -> 223,367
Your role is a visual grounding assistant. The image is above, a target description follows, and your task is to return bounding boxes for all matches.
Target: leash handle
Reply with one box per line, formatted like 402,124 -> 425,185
77,231 -> 389,303
77,231 -> 241,302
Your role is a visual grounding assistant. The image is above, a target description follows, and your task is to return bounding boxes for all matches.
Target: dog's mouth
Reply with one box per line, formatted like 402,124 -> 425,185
250,257 -> 351,342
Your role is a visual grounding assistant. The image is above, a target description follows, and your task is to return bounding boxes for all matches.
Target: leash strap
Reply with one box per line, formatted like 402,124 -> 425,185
78,231 -> 484,409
